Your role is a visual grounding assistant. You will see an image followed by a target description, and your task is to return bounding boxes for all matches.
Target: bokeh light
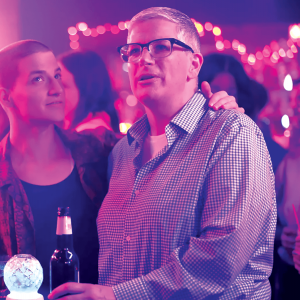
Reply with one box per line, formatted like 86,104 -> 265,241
97,25 -> 106,34
90,28 -> 98,37
241,54 -> 249,63
118,21 -> 126,30
216,41 -> 224,51
69,34 -> 79,42
223,40 -> 231,49
238,44 -> 246,55
111,25 -> 120,34
279,48 -> 286,57
256,51 -> 263,60
248,54 -> 256,65
104,23 -> 112,31
212,26 -> 221,36
195,22 -> 204,33
281,114 -> 290,129
70,41 -> 79,50
263,46 -> 271,57
77,22 -> 88,32
290,24 -> 300,39
283,74 -> 293,91
291,45 -> 298,53
126,95 -> 138,106
286,49 -> 294,58
68,27 -> 77,35
232,40 -> 239,50
82,28 -> 91,36
204,22 -> 213,31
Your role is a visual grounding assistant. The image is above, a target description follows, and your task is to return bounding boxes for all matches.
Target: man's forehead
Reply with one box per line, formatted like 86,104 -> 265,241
127,18 -> 179,43
17,51 -> 58,75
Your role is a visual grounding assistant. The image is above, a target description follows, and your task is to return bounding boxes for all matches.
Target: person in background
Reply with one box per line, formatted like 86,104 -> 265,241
274,78 -> 300,300
57,50 -> 120,134
198,53 -> 256,119
0,40 -> 115,298
49,7 -> 275,300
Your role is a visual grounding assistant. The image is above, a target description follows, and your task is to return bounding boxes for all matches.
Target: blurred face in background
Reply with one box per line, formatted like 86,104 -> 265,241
8,51 -> 65,124
210,72 -> 237,98
58,61 -> 80,124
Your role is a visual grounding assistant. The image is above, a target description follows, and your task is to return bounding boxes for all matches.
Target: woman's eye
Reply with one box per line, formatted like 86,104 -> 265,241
32,76 -> 44,83
55,73 -> 62,80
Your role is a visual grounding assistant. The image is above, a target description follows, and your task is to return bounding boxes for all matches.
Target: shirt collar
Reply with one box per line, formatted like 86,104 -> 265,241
170,90 -> 207,134
127,90 -> 208,145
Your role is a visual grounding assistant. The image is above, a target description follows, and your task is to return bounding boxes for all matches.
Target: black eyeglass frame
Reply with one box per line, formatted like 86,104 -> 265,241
117,38 -> 194,62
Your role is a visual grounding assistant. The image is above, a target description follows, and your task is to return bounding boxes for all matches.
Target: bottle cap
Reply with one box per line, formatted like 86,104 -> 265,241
57,207 -> 70,216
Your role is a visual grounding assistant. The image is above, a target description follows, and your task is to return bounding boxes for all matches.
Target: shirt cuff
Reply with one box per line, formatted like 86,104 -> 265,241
112,276 -> 150,300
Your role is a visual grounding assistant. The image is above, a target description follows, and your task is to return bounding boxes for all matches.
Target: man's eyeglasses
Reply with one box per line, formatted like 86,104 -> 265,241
117,38 -> 194,63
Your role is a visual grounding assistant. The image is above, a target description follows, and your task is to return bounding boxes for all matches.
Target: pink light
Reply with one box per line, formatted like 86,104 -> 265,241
263,46 -> 271,57
241,54 -> 249,63
70,41 -> 79,50
126,95 -> 138,106
199,30 -> 205,37
214,35 -> 223,42
279,48 -> 286,57
270,55 -> 278,64
272,52 -> 280,60
82,28 -> 91,36
248,54 -> 256,65
238,44 -> 246,55
77,22 -> 88,32
212,26 -> 221,36
97,25 -> 106,34
91,28 -> 98,37
124,21 -> 130,29
232,39 -> 239,50
68,27 -> 77,35
195,22 -> 204,33
287,49 -> 294,58
289,24 -> 300,39
216,41 -> 224,51
256,51 -> 263,60
224,40 -> 231,49
270,40 -> 279,51
111,25 -> 120,34
118,21 -> 126,30
291,45 -> 298,53
69,34 -> 79,42
297,40 -> 300,47
104,23 -> 111,31
287,39 -> 294,48
204,22 -> 213,31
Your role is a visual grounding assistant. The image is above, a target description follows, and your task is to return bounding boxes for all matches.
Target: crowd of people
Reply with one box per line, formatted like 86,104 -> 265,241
0,6 -> 298,300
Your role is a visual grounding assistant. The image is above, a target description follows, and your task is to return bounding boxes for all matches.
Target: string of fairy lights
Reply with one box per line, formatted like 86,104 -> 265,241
67,20 -> 300,69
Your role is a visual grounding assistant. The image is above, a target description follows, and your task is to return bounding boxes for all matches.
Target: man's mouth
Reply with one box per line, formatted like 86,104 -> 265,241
46,101 -> 63,106
138,74 -> 157,82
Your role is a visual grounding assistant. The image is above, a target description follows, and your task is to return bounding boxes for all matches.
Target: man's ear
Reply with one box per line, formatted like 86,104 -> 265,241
187,53 -> 203,80
0,88 -> 13,108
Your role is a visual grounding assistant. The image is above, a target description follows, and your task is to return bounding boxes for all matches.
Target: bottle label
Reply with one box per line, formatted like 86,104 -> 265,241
56,216 -> 72,235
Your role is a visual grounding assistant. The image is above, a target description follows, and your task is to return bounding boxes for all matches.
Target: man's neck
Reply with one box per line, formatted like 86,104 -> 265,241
144,89 -> 196,136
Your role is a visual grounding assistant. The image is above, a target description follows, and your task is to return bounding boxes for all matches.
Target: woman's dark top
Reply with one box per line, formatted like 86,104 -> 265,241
21,166 -> 99,297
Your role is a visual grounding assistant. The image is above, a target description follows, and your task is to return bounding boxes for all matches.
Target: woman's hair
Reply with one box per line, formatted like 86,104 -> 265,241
198,53 -> 255,118
57,50 -> 119,132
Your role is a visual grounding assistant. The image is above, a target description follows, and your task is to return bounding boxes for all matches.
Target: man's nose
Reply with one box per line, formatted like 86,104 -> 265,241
139,47 -> 154,64
48,78 -> 63,96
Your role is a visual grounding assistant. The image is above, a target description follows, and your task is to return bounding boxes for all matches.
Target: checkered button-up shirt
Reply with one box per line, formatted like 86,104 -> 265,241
97,91 -> 276,299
